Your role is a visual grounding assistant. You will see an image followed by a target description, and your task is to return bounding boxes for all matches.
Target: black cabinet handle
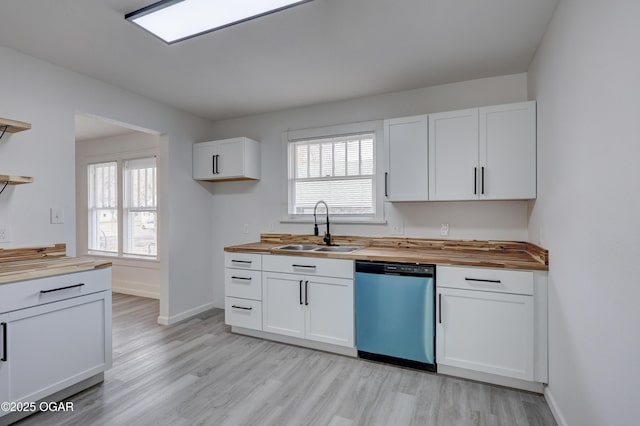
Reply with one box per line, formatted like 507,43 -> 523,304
438,294 -> 442,324
1,322 -> 6,362
231,260 -> 252,264
212,155 -> 216,175
474,167 -> 477,195
40,283 -> 85,294
305,280 -> 309,306
231,305 -> 252,311
231,276 -> 251,281
384,172 -> 388,197
481,167 -> 485,194
292,264 -> 316,269
299,280 -> 303,305
216,155 -> 220,174
465,277 -> 501,284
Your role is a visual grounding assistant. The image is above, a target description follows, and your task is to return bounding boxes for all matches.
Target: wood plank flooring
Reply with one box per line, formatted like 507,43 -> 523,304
17,293 -> 556,426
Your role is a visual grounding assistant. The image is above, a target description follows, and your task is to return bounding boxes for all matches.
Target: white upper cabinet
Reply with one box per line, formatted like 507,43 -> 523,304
428,108 -> 479,201
193,137 -> 260,181
383,115 -> 429,201
479,101 -> 536,199
387,101 -> 536,202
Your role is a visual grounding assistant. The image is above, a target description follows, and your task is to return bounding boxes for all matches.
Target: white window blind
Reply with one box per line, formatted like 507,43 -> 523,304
288,133 -> 375,216
88,162 -> 118,253
124,157 -> 157,257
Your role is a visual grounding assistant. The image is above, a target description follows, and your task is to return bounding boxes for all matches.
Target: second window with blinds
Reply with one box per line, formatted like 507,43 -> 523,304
88,156 -> 158,259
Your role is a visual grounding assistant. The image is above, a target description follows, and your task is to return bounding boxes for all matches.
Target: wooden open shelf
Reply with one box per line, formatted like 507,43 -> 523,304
0,175 -> 34,185
0,117 -> 31,134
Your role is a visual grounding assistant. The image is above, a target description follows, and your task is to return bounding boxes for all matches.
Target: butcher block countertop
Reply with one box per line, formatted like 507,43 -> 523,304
225,234 -> 549,271
0,243 -> 112,284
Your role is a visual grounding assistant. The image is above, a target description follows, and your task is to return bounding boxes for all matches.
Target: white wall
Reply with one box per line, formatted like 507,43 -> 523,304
76,131 -> 162,300
527,1 -> 640,425
0,45 -> 216,323
209,73 -> 531,307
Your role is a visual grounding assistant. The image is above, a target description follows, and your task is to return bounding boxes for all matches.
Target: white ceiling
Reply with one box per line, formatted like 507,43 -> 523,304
0,0 -> 557,121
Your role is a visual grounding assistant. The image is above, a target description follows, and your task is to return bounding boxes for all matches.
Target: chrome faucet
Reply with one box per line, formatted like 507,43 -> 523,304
313,200 -> 332,246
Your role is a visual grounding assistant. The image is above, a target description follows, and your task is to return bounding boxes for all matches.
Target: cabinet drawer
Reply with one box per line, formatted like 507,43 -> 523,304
0,268 -> 112,313
225,268 -> 262,300
225,297 -> 262,330
262,255 -> 354,279
224,252 -> 262,270
437,266 -> 533,296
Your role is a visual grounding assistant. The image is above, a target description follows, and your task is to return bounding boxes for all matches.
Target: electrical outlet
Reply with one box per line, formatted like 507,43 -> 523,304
0,225 -> 12,243
50,208 -> 64,224
440,223 -> 450,237
390,221 -> 404,235
242,224 -> 249,234
267,222 -> 275,232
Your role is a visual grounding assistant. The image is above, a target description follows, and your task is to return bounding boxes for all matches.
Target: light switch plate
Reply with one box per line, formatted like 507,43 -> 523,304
50,208 -> 64,224
440,223 -> 450,237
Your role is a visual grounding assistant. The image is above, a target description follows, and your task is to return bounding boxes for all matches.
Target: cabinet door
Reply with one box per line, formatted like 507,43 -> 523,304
0,314 -> 8,412
305,276 -> 354,348
5,292 -> 111,403
384,115 -> 429,201
262,272 -> 305,339
436,287 -> 534,380
217,139 -> 245,178
429,109 -> 479,200
479,101 -> 536,199
193,142 -> 218,180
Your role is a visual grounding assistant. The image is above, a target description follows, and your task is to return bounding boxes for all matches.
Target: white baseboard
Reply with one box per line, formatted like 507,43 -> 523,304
157,302 -> 216,325
112,279 -> 160,300
437,364 -> 545,393
232,326 -> 358,357
544,387 -> 568,426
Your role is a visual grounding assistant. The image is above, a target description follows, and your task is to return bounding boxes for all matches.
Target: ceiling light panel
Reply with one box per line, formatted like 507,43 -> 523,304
126,0 -> 314,44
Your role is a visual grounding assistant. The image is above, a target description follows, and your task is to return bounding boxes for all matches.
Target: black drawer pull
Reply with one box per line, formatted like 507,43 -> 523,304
231,305 -> 252,311
231,260 -> 252,264
465,278 -> 502,284
292,264 -> 316,269
40,283 -> 85,294
231,276 -> 252,281
1,322 -> 7,362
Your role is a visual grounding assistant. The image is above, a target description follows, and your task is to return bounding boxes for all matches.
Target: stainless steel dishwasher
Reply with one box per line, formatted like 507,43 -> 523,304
355,260 -> 436,372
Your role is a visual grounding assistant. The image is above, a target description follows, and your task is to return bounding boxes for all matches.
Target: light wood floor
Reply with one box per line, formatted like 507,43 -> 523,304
18,293 -> 556,426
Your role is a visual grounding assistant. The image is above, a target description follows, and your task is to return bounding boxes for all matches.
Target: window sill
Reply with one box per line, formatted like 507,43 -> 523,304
280,217 -> 387,225
86,252 -> 160,268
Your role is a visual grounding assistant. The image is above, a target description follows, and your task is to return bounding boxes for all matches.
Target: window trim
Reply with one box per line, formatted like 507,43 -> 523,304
82,147 -> 159,261
281,120 -> 385,224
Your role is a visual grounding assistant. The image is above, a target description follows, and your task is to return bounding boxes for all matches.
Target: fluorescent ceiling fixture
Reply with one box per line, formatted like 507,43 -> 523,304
126,0 -> 314,44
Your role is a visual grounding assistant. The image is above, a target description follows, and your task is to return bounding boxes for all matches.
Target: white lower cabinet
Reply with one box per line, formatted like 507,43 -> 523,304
0,314 -> 9,406
224,252 -> 263,331
262,272 -> 306,338
436,287 -> 534,381
0,267 -> 112,421
436,265 -> 539,382
305,276 -> 354,347
262,271 -> 354,348
5,293 -> 111,404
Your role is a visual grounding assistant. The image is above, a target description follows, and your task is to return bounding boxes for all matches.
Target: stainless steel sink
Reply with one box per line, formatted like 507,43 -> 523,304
273,244 -> 364,254
313,245 -> 364,253
274,244 -> 321,251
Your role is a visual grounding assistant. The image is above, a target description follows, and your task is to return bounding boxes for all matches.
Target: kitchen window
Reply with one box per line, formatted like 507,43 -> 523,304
285,121 -> 384,222
88,156 -> 157,259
